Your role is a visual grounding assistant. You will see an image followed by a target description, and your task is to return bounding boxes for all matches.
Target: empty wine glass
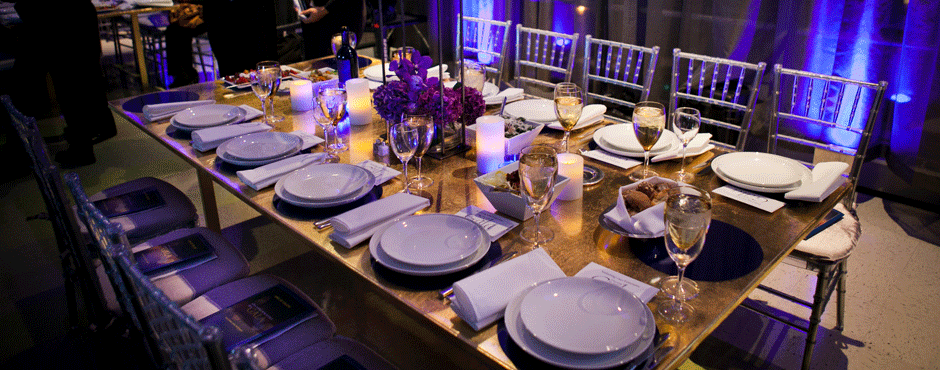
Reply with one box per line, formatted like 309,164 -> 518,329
628,101 -> 666,181
519,144 -> 558,246
672,107 -> 701,183
250,61 -> 279,125
403,113 -> 435,190
258,61 -> 285,123
658,186 -> 712,323
389,123 -> 419,194
317,87 -> 347,161
554,82 -> 583,153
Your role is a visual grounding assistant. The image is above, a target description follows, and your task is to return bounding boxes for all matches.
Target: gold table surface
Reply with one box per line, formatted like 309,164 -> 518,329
107,67 -> 846,369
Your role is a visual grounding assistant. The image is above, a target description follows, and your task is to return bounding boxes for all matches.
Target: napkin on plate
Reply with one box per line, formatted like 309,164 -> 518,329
651,133 -> 713,162
328,193 -> 430,248
484,88 -> 524,105
289,130 -> 326,150
546,104 -> 608,130
237,104 -> 263,121
784,162 -> 849,202
142,100 -> 214,121
236,153 -> 330,190
604,177 -> 679,236
191,122 -> 272,152
450,248 -> 565,331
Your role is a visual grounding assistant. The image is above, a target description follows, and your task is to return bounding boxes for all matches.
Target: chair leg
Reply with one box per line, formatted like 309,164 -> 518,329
836,259 -> 847,331
802,266 -> 830,370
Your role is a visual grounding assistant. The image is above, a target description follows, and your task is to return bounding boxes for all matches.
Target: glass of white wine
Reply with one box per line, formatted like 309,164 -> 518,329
553,82 -> 583,153
403,113 -> 435,190
389,123 -> 419,194
250,61 -> 279,126
519,144 -> 559,247
658,185 -> 712,323
628,101 -> 666,181
317,87 -> 347,162
672,107 -> 701,183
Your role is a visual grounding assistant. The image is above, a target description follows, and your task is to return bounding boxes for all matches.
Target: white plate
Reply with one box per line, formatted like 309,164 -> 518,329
369,220 -> 490,276
505,283 -> 656,369
274,169 -> 375,208
711,153 -> 812,193
444,81 -> 499,97
282,163 -> 372,201
592,128 -> 679,158
169,108 -> 246,132
594,124 -> 676,154
380,214 -> 489,267
173,104 -> 243,128
713,152 -> 805,188
363,63 -> 448,82
519,277 -> 649,355
218,132 -> 302,161
503,99 -> 558,122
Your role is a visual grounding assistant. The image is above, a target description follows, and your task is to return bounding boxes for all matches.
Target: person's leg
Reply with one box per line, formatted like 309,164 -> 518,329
165,23 -> 205,87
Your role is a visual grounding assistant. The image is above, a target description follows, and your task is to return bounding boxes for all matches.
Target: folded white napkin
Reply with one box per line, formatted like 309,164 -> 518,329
143,100 -> 214,121
484,88 -> 524,105
651,133 -> 713,162
237,104 -> 263,121
328,193 -> 430,248
236,153 -> 330,190
784,162 -> 848,202
191,122 -> 272,152
604,177 -> 679,236
289,130 -> 326,150
355,160 -> 402,185
546,104 -> 608,130
450,248 -> 566,331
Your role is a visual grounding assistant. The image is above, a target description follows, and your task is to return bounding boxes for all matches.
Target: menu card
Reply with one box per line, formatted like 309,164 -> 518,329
455,205 -> 518,240
134,233 -> 217,276
581,149 -> 641,170
356,160 -> 401,185
575,262 -> 659,303
199,285 -> 316,351
712,185 -> 785,213
93,188 -> 165,217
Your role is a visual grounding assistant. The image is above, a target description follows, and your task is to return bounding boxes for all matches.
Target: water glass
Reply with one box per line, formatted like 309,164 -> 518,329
519,144 -> 558,247
317,87 -> 347,161
403,113 -> 435,190
389,123 -> 419,194
671,107 -> 701,183
250,61 -> 280,125
658,186 -> 712,323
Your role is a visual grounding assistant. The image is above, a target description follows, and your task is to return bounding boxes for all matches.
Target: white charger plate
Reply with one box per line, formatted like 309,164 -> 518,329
274,169 -> 375,208
169,108 -> 246,132
711,153 -> 811,193
218,132 -> 302,161
380,214 -> 489,267
369,220 -> 489,276
595,124 -> 677,154
281,163 -> 373,201
505,283 -> 656,369
519,277 -> 649,355
504,99 -> 558,122
712,152 -> 806,188
173,104 -> 243,128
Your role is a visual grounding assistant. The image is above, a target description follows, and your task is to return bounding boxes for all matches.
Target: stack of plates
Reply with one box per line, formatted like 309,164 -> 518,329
503,99 -> 558,123
369,214 -> 491,276
170,104 -> 246,131
216,132 -> 303,166
274,163 -> 376,208
591,124 -> 680,158
711,152 -> 811,193
505,277 -> 657,369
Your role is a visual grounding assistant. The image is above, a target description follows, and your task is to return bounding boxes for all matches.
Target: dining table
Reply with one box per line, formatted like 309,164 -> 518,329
107,56 -> 848,370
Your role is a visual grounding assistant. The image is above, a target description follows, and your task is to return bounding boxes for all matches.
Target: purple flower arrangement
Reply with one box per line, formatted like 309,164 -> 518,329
372,50 -> 485,127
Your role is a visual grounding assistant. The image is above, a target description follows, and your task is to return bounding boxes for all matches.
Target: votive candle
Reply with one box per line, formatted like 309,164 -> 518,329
556,153 -> 583,200
476,115 -> 505,174
289,80 -> 313,111
346,78 -> 372,126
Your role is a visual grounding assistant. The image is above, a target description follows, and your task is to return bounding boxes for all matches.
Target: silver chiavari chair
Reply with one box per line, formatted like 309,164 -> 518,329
513,25 -> 579,98
581,36 -> 660,124
456,14 -> 512,85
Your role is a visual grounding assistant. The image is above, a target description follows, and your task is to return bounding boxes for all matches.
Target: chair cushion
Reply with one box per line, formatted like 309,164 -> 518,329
182,275 -> 336,368
87,177 -> 198,244
795,203 -> 860,261
267,337 -> 396,370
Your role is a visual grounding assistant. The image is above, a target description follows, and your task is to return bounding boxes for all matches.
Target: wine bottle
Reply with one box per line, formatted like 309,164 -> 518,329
336,26 -> 359,87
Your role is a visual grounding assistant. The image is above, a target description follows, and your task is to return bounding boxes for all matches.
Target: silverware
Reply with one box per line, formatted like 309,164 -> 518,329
439,251 -> 519,300
627,333 -> 671,370
499,97 -> 508,118
314,219 -> 332,229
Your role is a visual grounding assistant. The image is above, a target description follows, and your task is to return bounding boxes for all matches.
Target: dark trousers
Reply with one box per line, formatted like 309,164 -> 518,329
165,22 -> 209,82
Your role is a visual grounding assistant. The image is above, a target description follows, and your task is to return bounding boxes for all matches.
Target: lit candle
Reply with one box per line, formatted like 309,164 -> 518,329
556,153 -> 583,200
476,115 -> 505,174
345,78 -> 372,126
289,80 -> 313,112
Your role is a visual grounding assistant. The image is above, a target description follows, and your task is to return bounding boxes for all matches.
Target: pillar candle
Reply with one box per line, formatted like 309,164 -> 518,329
345,78 -> 372,126
289,80 -> 313,112
556,153 -> 584,200
476,115 -> 505,174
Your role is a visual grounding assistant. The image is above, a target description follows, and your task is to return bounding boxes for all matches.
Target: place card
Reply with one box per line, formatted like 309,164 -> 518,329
575,262 -> 659,303
713,185 -> 786,213
581,149 -> 641,170
356,160 -> 401,185
455,205 -> 519,240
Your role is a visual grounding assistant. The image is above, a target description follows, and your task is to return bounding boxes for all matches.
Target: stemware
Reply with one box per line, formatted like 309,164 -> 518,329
553,82 -> 583,153
317,87 -> 348,161
657,186 -> 712,323
461,60 -> 486,92
403,113 -> 435,190
259,61 -> 285,124
628,101 -> 666,181
250,61 -> 280,125
671,107 -> 701,182
389,123 -> 419,194
518,144 -> 559,246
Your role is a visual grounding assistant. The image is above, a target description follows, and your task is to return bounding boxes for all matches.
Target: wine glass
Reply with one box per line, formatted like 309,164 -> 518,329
258,61 -> 285,123
657,186 -> 712,323
317,87 -> 348,161
403,113 -> 435,190
250,61 -> 279,125
389,123 -> 419,194
518,144 -> 558,246
671,107 -> 701,183
553,82 -> 583,153
461,60 -> 486,92
628,101 -> 666,181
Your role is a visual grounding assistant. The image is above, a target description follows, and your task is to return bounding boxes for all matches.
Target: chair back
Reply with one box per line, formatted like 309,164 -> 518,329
768,65 -> 888,208
669,49 -> 766,151
456,14 -> 512,85
581,36 -> 659,123
513,25 -> 579,97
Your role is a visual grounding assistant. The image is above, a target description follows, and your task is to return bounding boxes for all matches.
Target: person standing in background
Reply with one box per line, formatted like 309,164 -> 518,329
293,0 -> 366,60
164,0 -> 208,87
202,0 -> 278,77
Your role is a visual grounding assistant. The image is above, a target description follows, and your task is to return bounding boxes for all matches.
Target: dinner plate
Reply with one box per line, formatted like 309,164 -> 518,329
592,128 -> 679,159
711,154 -> 811,193
444,81 -> 500,97
218,132 -> 302,161
274,169 -> 375,208
282,163 -> 373,201
169,107 -> 246,132
545,104 -> 608,130
503,99 -> 558,122
712,152 -> 806,188
519,277 -> 649,355
380,214 -> 489,267
173,104 -> 243,128
505,283 -> 656,369
594,124 -> 677,154
369,220 -> 490,276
